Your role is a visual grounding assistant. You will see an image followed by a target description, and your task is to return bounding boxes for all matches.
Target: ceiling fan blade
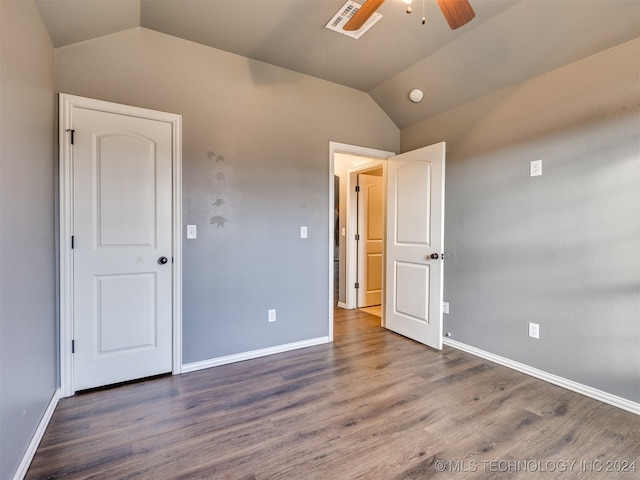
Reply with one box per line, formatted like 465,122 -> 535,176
436,0 -> 475,30
343,0 -> 386,31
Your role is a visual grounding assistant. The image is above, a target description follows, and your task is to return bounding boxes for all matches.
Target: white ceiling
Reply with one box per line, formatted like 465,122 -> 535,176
36,0 -> 640,128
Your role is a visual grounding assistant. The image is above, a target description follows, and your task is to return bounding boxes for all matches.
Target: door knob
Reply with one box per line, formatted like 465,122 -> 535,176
429,253 -> 439,260
158,256 -> 169,265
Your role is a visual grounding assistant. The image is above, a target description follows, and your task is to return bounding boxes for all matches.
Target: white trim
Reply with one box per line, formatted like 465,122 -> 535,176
329,142 -> 395,338
171,116 -> 183,375
58,94 -> 183,396
444,338 -> 640,416
182,337 -> 330,373
329,145 -> 335,341
59,95 -> 74,397
12,389 -> 60,480
337,301 -> 348,309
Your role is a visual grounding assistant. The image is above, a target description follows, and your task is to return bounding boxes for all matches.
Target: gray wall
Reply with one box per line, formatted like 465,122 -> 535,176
402,38 -> 640,403
55,27 -> 399,363
0,1 -> 57,478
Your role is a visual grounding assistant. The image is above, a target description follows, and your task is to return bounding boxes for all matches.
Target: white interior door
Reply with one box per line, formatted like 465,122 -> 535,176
385,142 -> 445,349
357,173 -> 383,307
72,107 -> 173,390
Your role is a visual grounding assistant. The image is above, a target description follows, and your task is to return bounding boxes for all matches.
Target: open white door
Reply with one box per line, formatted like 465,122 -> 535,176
385,142 -> 445,349
357,173 -> 383,307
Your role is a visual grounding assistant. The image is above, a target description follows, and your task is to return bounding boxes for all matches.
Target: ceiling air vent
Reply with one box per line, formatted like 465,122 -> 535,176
325,1 -> 383,39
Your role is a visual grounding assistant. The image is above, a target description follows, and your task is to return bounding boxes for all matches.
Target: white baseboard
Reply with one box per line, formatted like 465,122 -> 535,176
443,338 -> 639,416
337,301 -> 348,309
182,336 -> 330,373
13,389 -> 60,480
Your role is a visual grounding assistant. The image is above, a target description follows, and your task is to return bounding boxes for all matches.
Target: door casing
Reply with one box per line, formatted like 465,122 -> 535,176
350,165 -> 384,309
356,172 -> 384,308
59,94 -> 183,397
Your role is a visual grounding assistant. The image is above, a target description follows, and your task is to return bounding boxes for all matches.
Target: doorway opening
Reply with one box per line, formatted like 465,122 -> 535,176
329,141 -> 447,351
354,167 -> 384,313
328,142 -> 394,340
338,158 -> 385,312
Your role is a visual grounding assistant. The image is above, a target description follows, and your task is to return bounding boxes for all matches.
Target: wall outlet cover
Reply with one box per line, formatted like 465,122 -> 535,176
530,159 -> 542,177
528,322 -> 540,339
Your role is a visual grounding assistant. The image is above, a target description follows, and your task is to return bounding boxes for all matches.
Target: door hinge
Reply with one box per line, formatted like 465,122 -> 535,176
355,185 -> 360,193
355,234 -> 360,241
355,282 -> 360,289
71,235 -> 75,249
66,129 -> 75,145
72,339 -> 75,354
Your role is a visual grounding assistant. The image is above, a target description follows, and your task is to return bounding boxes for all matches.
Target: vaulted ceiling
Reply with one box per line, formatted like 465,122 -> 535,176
36,0 -> 640,128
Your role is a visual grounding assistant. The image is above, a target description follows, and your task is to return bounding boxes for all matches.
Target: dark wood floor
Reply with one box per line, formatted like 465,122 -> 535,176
27,307 -> 639,479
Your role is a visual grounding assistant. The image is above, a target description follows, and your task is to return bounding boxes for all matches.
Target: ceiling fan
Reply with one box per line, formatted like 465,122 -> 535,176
343,0 -> 475,31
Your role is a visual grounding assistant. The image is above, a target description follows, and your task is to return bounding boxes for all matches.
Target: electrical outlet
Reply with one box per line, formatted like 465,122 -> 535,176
442,302 -> 449,314
268,309 -> 276,323
528,322 -> 540,339
530,159 -> 542,177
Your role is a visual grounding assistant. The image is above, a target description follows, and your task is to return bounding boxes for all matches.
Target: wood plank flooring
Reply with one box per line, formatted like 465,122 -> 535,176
27,307 -> 640,479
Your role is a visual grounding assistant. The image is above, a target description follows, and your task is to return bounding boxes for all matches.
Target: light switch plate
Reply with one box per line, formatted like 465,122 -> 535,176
186,225 -> 197,239
300,226 -> 308,239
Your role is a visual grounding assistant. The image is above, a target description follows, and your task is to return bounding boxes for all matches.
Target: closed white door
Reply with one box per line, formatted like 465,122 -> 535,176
357,174 -> 383,307
73,107 -> 173,390
385,143 -> 445,349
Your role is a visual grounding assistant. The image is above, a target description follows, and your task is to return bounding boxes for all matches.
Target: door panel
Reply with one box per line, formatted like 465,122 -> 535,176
96,273 -> 157,353
395,261 -> 429,321
73,108 -> 173,390
97,134 -> 157,247
385,143 -> 445,349
396,162 -> 431,244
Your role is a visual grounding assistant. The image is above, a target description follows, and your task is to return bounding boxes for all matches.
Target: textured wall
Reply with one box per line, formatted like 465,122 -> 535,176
0,1 -> 57,478
402,39 -> 640,403
55,27 -> 399,363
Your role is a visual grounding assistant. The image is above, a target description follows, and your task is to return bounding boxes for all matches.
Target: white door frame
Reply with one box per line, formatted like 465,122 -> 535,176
348,163 -> 384,310
328,142 -> 394,340
59,94 -> 183,397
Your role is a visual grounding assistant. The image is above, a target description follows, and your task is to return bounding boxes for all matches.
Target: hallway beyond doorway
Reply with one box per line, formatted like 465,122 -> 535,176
359,305 -> 381,317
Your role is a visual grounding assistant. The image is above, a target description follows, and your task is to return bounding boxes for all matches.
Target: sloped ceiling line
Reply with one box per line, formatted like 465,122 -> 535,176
36,0 -> 640,128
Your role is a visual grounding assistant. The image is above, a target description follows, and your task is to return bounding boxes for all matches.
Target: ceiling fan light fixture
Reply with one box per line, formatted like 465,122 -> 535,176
409,88 -> 424,103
